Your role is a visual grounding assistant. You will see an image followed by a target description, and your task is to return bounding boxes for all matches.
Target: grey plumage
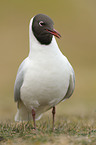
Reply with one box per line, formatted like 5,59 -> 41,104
64,70 -> 75,100
14,59 -> 26,102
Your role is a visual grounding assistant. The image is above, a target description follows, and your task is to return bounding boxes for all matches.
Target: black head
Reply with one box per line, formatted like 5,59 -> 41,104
32,14 -> 61,45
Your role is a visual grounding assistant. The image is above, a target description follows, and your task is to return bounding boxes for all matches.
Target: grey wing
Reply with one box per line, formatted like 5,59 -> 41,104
14,59 -> 26,102
63,67 -> 75,100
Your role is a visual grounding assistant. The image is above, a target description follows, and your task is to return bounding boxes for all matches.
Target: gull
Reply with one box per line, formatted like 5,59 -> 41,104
14,14 -> 75,130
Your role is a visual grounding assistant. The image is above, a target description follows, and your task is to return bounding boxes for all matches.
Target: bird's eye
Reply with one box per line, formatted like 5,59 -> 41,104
39,21 -> 45,27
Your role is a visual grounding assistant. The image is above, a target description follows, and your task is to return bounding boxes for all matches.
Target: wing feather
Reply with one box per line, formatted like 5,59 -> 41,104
14,59 -> 26,102
63,67 -> 75,100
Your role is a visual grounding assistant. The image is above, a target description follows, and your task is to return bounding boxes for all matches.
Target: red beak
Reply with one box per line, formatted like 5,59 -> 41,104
46,28 -> 61,39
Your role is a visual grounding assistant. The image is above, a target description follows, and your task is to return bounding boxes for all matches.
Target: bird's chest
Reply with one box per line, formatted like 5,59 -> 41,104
21,59 -> 70,109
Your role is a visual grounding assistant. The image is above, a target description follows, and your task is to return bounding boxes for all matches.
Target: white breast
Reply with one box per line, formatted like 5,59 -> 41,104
20,52 -> 71,114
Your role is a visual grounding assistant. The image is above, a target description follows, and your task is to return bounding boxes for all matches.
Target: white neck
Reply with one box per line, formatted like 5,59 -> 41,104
28,17 -> 61,60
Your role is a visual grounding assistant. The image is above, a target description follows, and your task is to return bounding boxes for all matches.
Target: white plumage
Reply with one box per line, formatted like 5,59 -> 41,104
14,14 -> 75,126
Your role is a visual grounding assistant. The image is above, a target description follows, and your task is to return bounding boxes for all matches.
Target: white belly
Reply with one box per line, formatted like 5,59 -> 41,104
20,57 -> 70,114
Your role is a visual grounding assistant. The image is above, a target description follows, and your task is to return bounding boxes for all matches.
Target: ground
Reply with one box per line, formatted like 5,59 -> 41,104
0,110 -> 96,145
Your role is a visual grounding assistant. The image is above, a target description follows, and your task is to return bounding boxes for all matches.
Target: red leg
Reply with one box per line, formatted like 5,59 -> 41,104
32,109 -> 36,129
52,106 -> 56,131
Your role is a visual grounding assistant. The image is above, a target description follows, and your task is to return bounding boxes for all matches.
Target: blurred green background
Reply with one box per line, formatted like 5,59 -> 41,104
0,0 -> 96,121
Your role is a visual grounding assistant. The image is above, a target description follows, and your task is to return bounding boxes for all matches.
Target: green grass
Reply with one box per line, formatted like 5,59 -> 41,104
0,114 -> 96,145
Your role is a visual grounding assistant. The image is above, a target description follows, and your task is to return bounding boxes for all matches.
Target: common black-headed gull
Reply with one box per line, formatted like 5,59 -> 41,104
14,14 -> 75,130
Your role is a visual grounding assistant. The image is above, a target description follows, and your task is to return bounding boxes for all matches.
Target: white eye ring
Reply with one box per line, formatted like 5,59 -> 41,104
39,21 -> 44,27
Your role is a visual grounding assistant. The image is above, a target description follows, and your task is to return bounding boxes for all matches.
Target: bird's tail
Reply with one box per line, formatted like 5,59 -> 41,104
15,101 -> 42,121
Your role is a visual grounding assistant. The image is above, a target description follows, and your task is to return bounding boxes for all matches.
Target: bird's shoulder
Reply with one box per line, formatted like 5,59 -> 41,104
61,55 -> 75,99
14,57 -> 29,102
